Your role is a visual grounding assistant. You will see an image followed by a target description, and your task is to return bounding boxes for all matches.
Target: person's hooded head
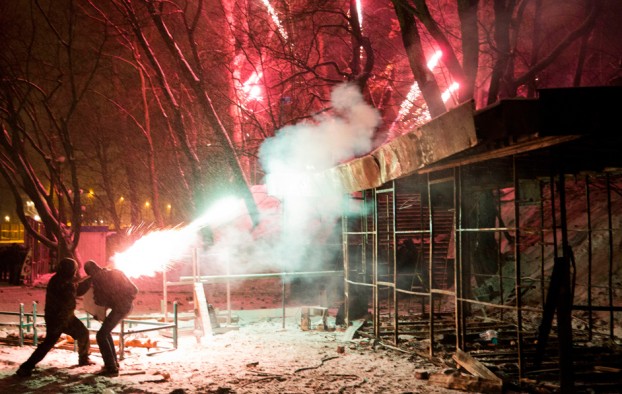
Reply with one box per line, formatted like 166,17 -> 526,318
57,258 -> 78,279
84,260 -> 102,276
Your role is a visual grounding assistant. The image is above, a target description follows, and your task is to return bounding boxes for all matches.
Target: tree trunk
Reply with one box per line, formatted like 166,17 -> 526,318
392,0 -> 446,118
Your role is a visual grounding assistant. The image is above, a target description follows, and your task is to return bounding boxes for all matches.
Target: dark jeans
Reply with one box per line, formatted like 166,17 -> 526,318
96,303 -> 132,371
20,315 -> 90,371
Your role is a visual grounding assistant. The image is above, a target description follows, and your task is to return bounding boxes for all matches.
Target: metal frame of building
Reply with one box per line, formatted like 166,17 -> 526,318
338,87 -> 622,391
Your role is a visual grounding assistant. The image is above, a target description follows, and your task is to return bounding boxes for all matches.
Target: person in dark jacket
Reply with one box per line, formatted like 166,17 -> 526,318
16,258 -> 93,377
83,260 -> 138,376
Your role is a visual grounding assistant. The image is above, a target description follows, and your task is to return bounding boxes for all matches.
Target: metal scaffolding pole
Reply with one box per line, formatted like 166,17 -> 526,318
513,156 -> 524,380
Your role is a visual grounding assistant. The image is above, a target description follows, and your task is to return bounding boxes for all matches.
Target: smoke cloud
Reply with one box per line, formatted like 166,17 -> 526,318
203,83 -> 380,278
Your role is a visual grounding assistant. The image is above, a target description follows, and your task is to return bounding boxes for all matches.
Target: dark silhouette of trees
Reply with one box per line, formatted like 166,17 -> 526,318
0,0 -> 108,261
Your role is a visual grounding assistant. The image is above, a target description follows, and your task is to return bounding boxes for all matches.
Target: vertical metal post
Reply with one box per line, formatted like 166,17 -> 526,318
32,302 -> 38,346
19,303 -> 24,347
392,181 -> 399,345
342,197 -> 350,326
119,319 -> 125,360
454,167 -> 464,351
585,175 -> 593,340
513,157 -> 524,380
557,166 -> 574,391
282,275 -> 286,329
606,174 -> 614,339
549,174 -> 559,260
226,257 -> 231,325
163,268 -> 168,322
173,301 -> 178,349
428,172 -> 435,356
373,188 -> 380,339
497,189 -> 504,322
540,181 -> 546,307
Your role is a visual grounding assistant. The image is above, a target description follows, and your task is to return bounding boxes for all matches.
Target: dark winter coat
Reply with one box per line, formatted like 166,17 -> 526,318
85,265 -> 138,310
45,258 -> 88,327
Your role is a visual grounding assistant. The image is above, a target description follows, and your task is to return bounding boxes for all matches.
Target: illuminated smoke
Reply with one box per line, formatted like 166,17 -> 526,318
243,82 -> 381,271
260,83 -> 380,195
112,84 -> 379,279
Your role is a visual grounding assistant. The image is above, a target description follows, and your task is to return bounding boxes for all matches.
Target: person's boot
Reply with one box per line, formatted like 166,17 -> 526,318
96,366 -> 119,377
78,356 -> 95,366
96,361 -> 119,377
15,365 -> 33,377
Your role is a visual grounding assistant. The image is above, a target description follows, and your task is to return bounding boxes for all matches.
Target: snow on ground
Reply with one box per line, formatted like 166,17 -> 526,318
0,311 -> 460,394
0,284 -> 462,394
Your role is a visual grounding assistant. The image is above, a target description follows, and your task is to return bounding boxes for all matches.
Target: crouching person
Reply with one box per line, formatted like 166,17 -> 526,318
16,258 -> 93,377
83,260 -> 138,376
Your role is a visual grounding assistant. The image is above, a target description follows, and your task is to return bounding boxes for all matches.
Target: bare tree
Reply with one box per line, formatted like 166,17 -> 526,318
0,0 -> 107,262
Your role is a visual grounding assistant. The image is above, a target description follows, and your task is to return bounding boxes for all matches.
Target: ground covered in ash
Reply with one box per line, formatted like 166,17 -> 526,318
0,279 -> 463,394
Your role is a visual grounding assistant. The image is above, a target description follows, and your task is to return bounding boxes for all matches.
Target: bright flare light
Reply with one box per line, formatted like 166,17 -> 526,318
242,71 -> 263,102
355,0 -> 363,28
190,196 -> 245,230
112,226 -> 197,278
427,50 -> 442,70
395,50 -> 443,126
261,0 -> 288,41
391,50 -> 461,134
112,197 -> 244,278
441,82 -> 460,103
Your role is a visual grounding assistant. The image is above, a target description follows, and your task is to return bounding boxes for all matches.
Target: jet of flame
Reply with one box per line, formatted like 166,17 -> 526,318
112,197 -> 244,278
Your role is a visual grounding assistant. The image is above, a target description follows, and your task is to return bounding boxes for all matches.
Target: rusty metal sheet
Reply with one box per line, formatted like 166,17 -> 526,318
327,101 -> 477,192
374,100 -> 477,184
330,154 -> 382,193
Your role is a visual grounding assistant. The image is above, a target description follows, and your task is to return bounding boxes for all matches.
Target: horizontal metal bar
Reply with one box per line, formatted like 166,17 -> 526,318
428,176 -> 454,185
430,289 -> 456,296
179,270 -> 344,283
0,311 -> 35,317
395,230 -> 431,235
396,288 -> 430,297
573,305 -> 622,311
123,320 -> 176,326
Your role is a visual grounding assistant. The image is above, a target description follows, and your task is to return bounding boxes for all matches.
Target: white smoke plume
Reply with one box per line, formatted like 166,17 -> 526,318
203,83 -> 380,277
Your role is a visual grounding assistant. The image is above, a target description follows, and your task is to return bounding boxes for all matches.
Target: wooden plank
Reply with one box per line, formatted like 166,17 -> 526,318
428,373 -> 502,393
453,348 -> 502,383
194,283 -> 212,336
